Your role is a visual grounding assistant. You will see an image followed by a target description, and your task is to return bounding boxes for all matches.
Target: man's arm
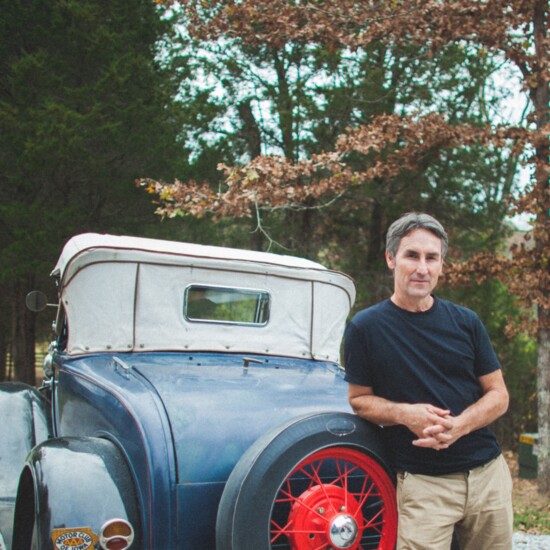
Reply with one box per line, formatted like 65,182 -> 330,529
415,369 -> 509,449
347,383 -> 452,444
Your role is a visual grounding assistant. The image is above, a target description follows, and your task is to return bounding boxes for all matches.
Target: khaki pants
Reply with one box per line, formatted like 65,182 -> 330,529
396,454 -> 513,550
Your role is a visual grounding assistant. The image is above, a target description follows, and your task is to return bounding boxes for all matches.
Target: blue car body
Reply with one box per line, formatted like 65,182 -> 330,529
52,353 -> 350,548
0,234 -> 396,550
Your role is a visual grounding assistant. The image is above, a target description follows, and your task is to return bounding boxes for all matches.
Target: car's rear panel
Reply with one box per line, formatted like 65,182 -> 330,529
54,352 -> 351,548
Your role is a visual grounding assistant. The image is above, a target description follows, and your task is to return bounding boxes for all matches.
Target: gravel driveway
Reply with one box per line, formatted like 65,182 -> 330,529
513,532 -> 550,549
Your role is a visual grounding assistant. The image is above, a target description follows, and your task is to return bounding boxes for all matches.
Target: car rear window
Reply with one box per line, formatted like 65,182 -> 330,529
184,285 -> 270,325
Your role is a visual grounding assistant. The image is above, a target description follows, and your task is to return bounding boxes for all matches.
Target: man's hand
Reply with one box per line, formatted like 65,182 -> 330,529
348,384 -> 455,450
348,370 -> 509,453
402,403 -> 454,450
413,370 -> 510,451
412,419 -> 457,450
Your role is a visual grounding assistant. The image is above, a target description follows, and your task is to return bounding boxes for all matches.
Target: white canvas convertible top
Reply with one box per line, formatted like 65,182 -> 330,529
54,233 -> 356,362
53,233 -> 329,280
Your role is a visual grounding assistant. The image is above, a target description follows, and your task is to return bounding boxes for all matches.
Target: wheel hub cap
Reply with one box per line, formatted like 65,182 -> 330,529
287,484 -> 363,549
329,514 -> 358,548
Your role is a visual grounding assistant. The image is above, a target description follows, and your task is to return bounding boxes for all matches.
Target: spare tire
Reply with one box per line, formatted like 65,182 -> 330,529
216,411 -> 397,550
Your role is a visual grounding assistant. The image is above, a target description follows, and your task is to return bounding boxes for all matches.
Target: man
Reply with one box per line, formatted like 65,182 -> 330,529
344,212 -> 512,550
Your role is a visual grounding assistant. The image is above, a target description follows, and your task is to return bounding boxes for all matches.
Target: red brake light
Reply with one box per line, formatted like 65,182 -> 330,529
98,519 -> 134,550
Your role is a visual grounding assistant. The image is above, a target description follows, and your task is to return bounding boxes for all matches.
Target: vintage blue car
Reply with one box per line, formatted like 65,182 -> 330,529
0,234 -> 397,550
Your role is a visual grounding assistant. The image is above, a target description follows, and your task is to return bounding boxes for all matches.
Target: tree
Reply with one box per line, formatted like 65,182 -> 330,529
144,6 -> 521,266
0,0 -> 185,383
147,1 -> 548,492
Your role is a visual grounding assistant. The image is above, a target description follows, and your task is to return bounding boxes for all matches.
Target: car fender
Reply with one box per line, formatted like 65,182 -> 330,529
216,411 -> 397,550
0,382 -> 51,549
12,436 -> 141,550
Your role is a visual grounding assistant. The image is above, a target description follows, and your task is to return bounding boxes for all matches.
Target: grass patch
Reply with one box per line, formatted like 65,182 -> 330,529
514,508 -> 550,535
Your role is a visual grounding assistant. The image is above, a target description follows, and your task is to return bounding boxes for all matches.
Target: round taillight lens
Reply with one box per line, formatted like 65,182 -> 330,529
99,519 -> 134,550
105,540 -> 128,550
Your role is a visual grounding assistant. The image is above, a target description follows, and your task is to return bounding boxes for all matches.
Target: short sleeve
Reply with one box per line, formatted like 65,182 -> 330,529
472,315 -> 502,377
343,321 -> 373,387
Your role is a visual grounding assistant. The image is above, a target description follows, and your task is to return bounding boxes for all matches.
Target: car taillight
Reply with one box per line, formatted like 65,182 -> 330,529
98,518 -> 134,550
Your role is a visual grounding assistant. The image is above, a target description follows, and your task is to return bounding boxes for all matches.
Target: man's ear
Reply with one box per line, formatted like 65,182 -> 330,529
385,250 -> 395,270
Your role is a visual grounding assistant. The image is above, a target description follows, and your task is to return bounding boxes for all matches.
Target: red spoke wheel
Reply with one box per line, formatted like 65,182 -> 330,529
272,448 -> 396,549
216,412 -> 397,550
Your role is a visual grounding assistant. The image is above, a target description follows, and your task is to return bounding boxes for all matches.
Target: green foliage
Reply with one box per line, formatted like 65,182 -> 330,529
514,509 -> 550,535
0,0 -> 185,277
172,26 -> 522,258
0,0 -> 188,369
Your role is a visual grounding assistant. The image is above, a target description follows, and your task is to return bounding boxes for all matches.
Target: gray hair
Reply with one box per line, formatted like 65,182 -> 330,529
386,212 -> 448,259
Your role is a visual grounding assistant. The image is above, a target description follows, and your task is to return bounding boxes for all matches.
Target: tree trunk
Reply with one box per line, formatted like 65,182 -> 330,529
532,0 -> 549,495
11,276 -> 36,386
0,329 -> 7,382
237,100 -> 263,160
273,50 -> 295,161
537,306 -> 550,494
0,289 -> 10,381
366,199 -> 383,266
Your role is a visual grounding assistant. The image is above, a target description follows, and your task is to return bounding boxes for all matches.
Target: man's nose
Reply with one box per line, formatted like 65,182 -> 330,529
417,259 -> 429,274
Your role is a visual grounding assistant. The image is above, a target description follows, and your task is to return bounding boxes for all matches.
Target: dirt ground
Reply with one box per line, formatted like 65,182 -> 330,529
504,450 -> 550,534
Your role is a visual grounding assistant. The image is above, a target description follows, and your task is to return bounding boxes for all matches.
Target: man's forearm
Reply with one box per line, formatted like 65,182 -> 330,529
452,387 -> 509,438
348,387 -> 452,440
349,393 -> 404,427
415,375 -> 509,448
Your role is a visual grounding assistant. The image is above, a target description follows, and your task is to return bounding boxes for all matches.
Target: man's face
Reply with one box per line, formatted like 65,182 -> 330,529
385,228 -> 444,310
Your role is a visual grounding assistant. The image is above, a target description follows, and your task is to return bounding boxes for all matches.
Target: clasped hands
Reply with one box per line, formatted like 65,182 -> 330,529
405,403 -> 459,451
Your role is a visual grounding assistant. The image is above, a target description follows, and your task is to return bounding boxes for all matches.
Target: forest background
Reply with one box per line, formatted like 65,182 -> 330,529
0,0 -> 548,495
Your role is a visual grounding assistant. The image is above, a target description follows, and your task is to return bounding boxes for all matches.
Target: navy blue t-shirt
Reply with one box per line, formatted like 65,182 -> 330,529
344,297 -> 502,475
